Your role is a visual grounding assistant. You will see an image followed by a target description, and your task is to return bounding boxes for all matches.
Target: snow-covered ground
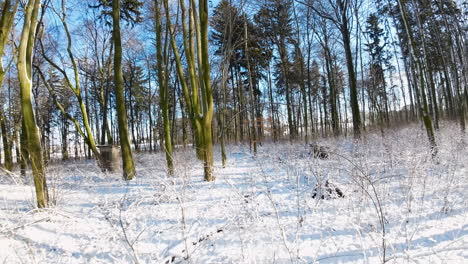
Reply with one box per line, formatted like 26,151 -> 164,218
1,124 -> 467,263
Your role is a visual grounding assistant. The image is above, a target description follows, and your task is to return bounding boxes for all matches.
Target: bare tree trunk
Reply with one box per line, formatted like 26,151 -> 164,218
18,0 -> 49,208
339,6 -> 361,138
154,0 -> 173,175
112,0 -> 136,180
243,14 -> 257,154
397,0 -> 437,156
292,1 -> 309,143
165,0 -> 214,180
199,0 -> 215,181
0,0 -> 19,172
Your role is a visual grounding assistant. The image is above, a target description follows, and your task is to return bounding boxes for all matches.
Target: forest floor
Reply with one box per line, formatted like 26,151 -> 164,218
0,123 -> 467,263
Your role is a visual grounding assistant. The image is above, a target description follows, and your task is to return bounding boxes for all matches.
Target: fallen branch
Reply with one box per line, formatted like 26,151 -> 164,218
1,217 -> 50,234
0,167 -> 23,185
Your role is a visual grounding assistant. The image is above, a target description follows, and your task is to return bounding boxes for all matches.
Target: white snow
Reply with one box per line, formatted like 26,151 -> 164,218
1,124 -> 467,263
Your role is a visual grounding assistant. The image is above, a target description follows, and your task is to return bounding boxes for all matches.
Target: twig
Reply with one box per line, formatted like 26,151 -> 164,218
0,167 -> 23,185
1,217 -> 50,234
118,192 -> 141,264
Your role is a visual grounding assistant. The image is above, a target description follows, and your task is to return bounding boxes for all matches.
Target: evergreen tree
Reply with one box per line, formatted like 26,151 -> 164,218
365,13 -> 391,125
255,0 -> 297,140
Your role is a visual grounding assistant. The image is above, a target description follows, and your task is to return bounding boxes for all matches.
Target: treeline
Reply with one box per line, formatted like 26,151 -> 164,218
0,0 -> 466,207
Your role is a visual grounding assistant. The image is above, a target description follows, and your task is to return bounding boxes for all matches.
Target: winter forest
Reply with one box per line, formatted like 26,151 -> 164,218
0,0 -> 467,263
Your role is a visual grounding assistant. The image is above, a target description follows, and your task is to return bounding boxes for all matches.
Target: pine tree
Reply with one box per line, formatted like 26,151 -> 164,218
255,0 -> 297,140
364,13 -> 391,126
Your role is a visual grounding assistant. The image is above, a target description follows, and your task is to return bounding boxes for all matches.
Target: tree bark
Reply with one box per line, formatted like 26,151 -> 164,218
112,0 -> 136,180
154,0 -> 173,175
17,0 -> 49,208
0,0 -> 19,172
397,0 -> 437,157
339,3 -> 361,139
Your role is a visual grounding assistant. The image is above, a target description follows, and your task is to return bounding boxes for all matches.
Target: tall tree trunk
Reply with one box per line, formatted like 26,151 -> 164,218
20,121 -> 28,176
244,14 -> 257,154
397,0 -> 437,156
112,0 -> 135,180
165,0 -> 214,180
322,36 -> 339,137
267,66 -> 277,142
154,0 -> 173,175
219,43 -> 231,166
235,67 -> 245,142
339,5 -> 361,138
0,0 -> 19,172
0,101 -> 13,173
279,45 -> 295,141
292,2 -> 308,143
18,0 -> 48,208
199,0 -> 215,181
0,113 -> 13,171
416,8 -> 440,130
61,114 -> 69,161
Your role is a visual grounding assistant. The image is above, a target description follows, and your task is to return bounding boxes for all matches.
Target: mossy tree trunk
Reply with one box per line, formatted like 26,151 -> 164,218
0,112 -> 13,171
0,0 -> 19,172
112,0 -> 136,180
17,0 -> 49,208
20,121 -> 28,176
164,0 -> 215,181
196,0 -> 215,181
154,0 -> 173,175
